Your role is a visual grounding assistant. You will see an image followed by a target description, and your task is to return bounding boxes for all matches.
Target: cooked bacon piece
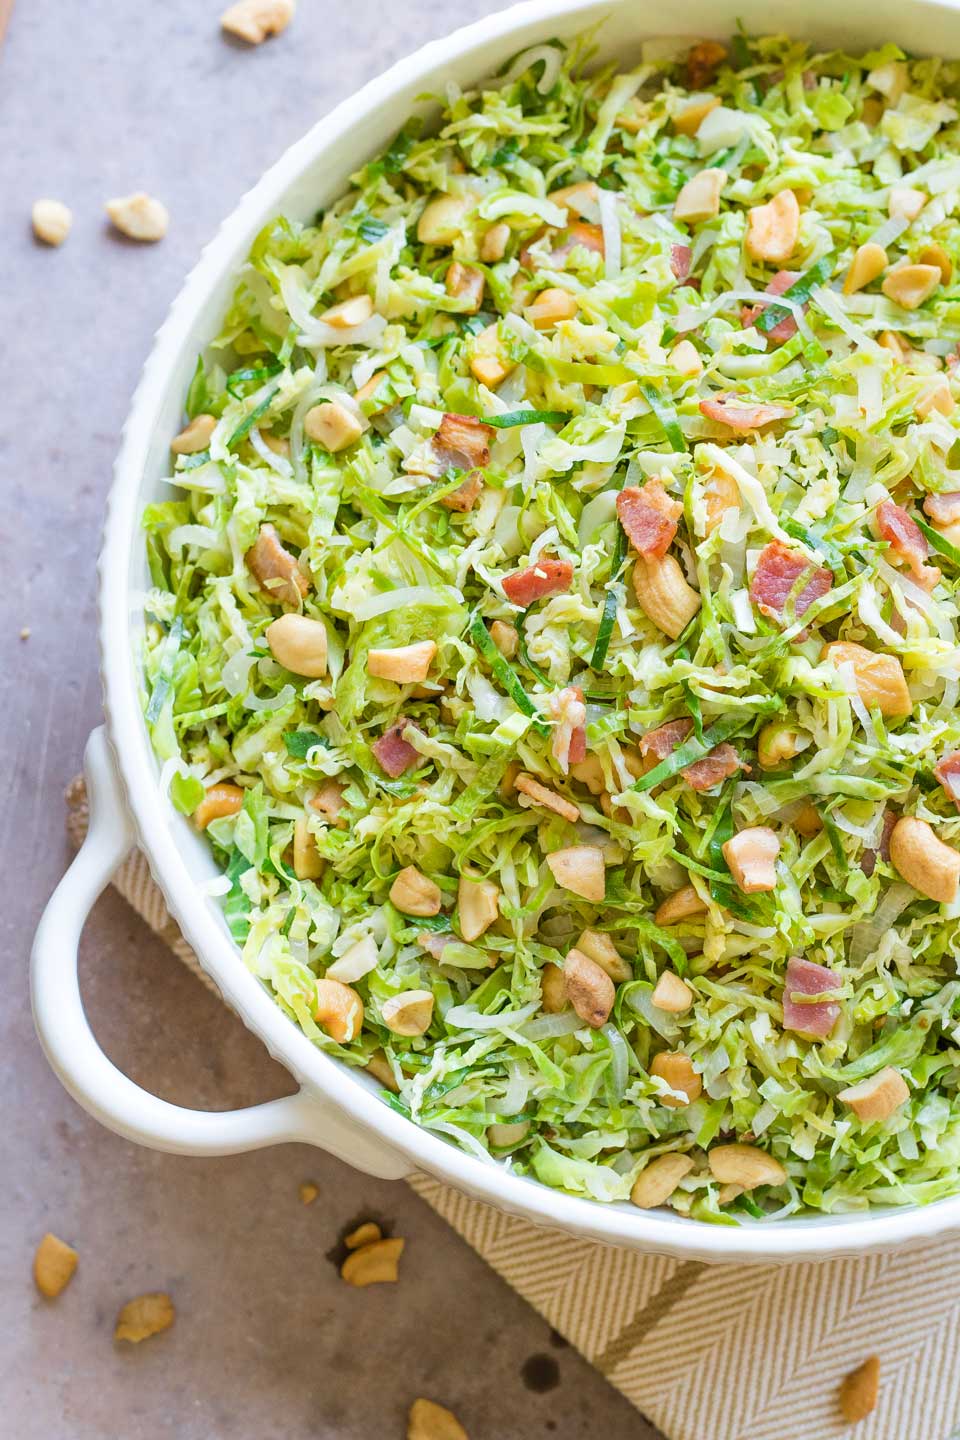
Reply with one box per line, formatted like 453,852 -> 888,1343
640,717 -> 738,791
683,742 -> 741,792
686,39 -> 726,88
876,500 -> 941,589
502,557 -> 574,607
670,243 -> 692,282
936,753 -> 960,805
749,541 -> 833,624
616,479 -> 683,560
372,720 -> 420,778
310,780 -> 348,828
549,686 -> 587,774
548,221 -> 605,265
432,412 -> 494,472
924,491 -> 960,526
699,394 -> 796,433
439,473 -> 484,513
782,956 -> 841,1039
245,523 -> 310,607
741,270 -> 802,344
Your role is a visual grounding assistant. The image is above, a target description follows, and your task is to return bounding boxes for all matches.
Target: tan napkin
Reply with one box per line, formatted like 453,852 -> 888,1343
66,779 -> 960,1440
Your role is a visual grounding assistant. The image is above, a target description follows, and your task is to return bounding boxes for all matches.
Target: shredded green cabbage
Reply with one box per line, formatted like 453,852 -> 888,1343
142,30 -> 960,1221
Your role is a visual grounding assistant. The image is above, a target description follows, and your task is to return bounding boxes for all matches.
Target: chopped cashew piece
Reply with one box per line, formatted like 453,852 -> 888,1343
651,1051 -> 702,1107
490,620 -> 518,658
708,1143 -> 787,1190
674,93 -> 721,136
194,783 -> 244,830
525,287 -> 578,328
293,816 -> 324,880
669,339 -> 703,377
32,199 -> 72,246
654,885 -> 707,926
838,1066 -> 910,1123
314,978 -> 364,1043
916,380 -> 955,419
114,1293 -> 175,1343
673,167 -> 727,224
221,0 -> 295,42
515,772 -> 580,824
304,400 -> 363,453
458,874 -> 500,941
546,845 -> 606,902
299,1181 -> 319,1205
367,640 -> 437,684
919,241 -> 952,284
446,261 -> 485,312
326,935 -> 378,984
319,294 -> 373,328
843,242 -> 887,295
839,1356 -> 881,1426
171,413 -> 217,454
745,189 -> 800,264
33,1233 -> 78,1298
266,613 -> 328,677
881,262 -> 940,310
563,947 -> 616,1028
390,866 -> 442,916
757,721 -> 805,769
633,554 -> 701,638
822,641 -> 912,718
651,970 -> 694,1013
245,522 -> 309,606
417,194 -> 469,246
340,1236 -> 404,1287
548,180 -> 599,213
722,826 -> 780,893
630,1153 -> 695,1209
888,185 -> 926,222
382,989 -> 435,1037
355,371 -> 390,413
469,323 -> 515,388
105,192 -> 169,242
889,817 -> 960,903
479,222 -> 510,262
540,961 -> 568,1013
792,801 -> 823,838
576,929 -> 631,982
868,59 -> 907,102
365,1049 -> 400,1092
344,1221 -> 382,1249
408,1398 -> 469,1440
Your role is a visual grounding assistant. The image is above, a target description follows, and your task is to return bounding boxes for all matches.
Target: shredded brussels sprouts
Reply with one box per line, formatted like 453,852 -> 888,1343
143,31 -> 960,1220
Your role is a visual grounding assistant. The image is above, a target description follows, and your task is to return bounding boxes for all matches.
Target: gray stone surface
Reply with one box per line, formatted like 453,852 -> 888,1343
0,3 -> 661,1437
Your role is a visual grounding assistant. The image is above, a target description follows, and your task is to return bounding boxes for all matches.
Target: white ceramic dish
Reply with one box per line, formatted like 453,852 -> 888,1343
32,0 -> 960,1262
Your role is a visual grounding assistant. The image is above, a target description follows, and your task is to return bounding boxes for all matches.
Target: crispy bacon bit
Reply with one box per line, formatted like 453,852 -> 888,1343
439,473 -> 484,513
686,39 -> 727,89
616,479 -> 683,560
782,956 -> 841,1039
749,540 -> 833,625
245,523 -> 310,607
876,500 -> 941,589
372,721 -> 419,778
640,717 -> 739,791
670,243 -> 692,282
936,753 -> 960,806
310,780 -> 348,828
924,491 -> 960,526
699,394 -> 796,433
683,742 -> 741,792
549,686 -> 587,774
548,221 -> 605,266
432,412 -> 494,472
502,557 -> 574,607
741,270 -> 802,344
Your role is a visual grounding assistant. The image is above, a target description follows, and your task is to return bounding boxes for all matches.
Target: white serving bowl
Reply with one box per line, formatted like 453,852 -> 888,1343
32,0 -> 960,1262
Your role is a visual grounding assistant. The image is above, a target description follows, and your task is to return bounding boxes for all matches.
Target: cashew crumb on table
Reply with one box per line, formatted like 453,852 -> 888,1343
221,0 -> 295,44
105,192 -> 169,242
298,1181 -> 319,1205
339,1235 -> 404,1286
839,1355 -> 881,1424
33,1232 -> 78,1298
408,1397 -> 469,1440
114,1292 -> 175,1343
32,199 -> 72,246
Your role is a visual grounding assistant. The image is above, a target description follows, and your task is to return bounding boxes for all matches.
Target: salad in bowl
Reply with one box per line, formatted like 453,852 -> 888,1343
142,30 -> 960,1222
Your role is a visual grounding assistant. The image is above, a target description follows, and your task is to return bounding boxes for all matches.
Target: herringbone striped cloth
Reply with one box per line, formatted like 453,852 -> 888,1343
67,779 -> 960,1440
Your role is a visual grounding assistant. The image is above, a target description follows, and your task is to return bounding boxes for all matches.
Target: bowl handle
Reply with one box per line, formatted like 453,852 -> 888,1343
31,727 -> 411,1179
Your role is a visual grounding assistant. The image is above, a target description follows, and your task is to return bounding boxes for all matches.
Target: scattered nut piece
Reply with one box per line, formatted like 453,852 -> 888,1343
630,1153 -> 694,1209
651,970 -> 694,1013
515,772 -> 580,823
757,720 -> 805,769
479,222 -> 511,262
868,59 -> 907,103
633,554 -> 701,638
33,1233 -> 78,1298
171,413 -> 217,455
32,198 -> 72,246
304,400 -> 363,453
674,167 -> 727,224
745,189 -> 800,264
792,801 -> 824,838
822,641 -> 912,719
105,192 -> 169,242
843,242 -> 887,295
540,961 -> 568,1013
722,826 -> 781,894
344,1221 -> 382,1250
546,845 -> 606,902
575,929 -> 631,982
381,989 -> 435,1037
367,641 -> 437,684
299,1182 -> 319,1205
417,194 -> 470,246
489,620 -> 517,658
525,287 -> 578,329
654,885 -> 708,926
838,1066 -> 910,1124
457,874 -> 500,941
469,323 -> 515,388
245,522 -> 310,606
408,1397 -> 469,1440
839,1355 -> 881,1425
670,339 -> 703,377
918,241 -> 952,284
340,1236 -> 404,1287
266,613 -> 328,677
390,866 -> 442,917
674,94 -> 720,137
916,380 -> 955,419
445,261 -> 485,313
314,977 -> 364,1043
365,1048 -> 400,1093
563,946 -> 616,1028
651,1051 -> 701,1107
221,0 -> 295,44
708,1142 -> 787,1190
881,262 -> 940,311
319,294 -> 373,329
888,185 -> 926,222
355,371 -> 391,414
114,1292 -> 175,1343
292,816 -> 324,880
194,782 -> 244,830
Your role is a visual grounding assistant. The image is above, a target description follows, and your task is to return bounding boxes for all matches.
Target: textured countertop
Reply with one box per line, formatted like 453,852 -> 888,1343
0,3 -> 660,1436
